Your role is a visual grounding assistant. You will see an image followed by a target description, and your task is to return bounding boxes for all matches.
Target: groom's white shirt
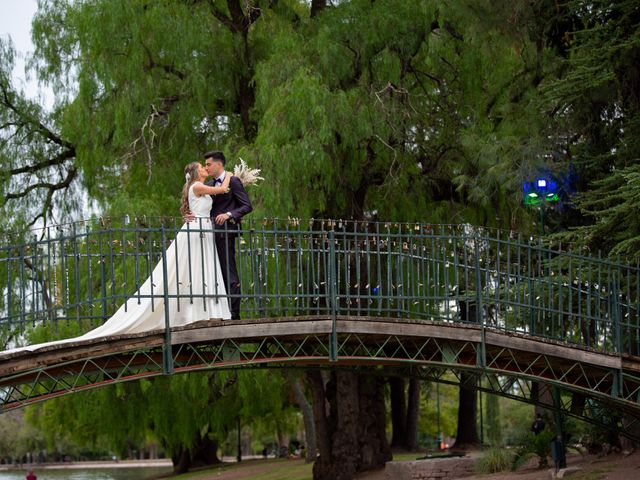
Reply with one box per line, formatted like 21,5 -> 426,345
215,171 -> 226,183
213,170 -> 234,220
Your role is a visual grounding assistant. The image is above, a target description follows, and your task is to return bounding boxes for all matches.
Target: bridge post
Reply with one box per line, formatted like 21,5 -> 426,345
474,236 -> 486,367
552,386 -> 564,441
97,223 -> 108,320
612,273 -> 622,355
612,273 -> 624,397
160,225 -> 173,374
328,229 -> 338,362
527,243 -> 535,336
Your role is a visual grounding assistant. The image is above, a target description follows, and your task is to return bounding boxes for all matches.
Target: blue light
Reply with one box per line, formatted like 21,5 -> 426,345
524,178 -> 559,206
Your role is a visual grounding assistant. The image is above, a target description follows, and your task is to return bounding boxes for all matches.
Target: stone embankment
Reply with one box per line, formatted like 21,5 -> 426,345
385,456 -> 475,480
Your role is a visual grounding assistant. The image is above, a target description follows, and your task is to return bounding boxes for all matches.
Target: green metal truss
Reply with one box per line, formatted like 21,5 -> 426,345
2,317 -> 640,440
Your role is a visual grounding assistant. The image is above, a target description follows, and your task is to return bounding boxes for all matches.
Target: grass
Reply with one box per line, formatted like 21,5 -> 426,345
166,459 -> 312,480
166,452 -> 424,480
570,467 -> 613,480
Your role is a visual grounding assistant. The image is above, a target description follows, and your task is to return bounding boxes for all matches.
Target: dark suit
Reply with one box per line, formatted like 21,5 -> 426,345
206,174 -> 253,319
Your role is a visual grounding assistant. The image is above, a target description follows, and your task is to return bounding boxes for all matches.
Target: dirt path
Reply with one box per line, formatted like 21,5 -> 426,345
353,451 -> 640,480
462,451 -> 640,480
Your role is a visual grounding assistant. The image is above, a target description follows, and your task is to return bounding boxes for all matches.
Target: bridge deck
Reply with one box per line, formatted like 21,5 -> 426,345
0,316 -> 625,375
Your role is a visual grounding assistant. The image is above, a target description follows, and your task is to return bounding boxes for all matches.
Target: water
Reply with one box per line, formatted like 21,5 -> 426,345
0,466 -> 172,480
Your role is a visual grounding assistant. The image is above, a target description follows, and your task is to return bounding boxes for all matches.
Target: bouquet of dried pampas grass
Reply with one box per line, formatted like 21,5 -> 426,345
233,158 -> 264,186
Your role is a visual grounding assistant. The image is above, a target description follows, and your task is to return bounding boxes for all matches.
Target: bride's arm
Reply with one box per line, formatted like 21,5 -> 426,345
192,173 -> 233,196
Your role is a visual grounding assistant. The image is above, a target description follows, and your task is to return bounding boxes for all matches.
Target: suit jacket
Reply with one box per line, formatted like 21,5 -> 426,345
206,175 -> 253,235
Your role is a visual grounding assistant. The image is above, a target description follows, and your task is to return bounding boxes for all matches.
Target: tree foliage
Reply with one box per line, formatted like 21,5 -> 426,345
26,370 -> 295,466
544,0 -> 640,258
0,0 -> 564,229
0,37 -> 79,227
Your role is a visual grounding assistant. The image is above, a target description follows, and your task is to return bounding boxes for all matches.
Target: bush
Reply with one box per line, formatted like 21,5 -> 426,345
476,448 -> 514,474
512,430 -> 556,470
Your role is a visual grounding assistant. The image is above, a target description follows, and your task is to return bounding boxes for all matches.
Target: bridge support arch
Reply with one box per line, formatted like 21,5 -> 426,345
2,317 -> 640,443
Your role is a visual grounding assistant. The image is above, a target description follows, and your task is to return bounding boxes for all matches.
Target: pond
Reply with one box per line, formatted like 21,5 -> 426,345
0,466 -> 172,480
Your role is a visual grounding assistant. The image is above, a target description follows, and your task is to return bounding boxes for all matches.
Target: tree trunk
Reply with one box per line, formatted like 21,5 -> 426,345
570,392 -> 586,417
171,435 -> 220,474
310,0 -> 327,18
308,370 -> 391,480
485,391 -> 502,447
455,372 -> 480,447
403,378 -> 421,451
172,448 -> 191,475
389,376 -> 407,448
287,371 -> 318,462
533,382 -> 554,418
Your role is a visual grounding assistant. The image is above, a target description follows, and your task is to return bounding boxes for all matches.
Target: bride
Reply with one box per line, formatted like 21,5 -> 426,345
5,162 -> 235,353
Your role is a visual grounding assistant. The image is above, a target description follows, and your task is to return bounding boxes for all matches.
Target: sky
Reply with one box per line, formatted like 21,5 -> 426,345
0,0 -> 54,108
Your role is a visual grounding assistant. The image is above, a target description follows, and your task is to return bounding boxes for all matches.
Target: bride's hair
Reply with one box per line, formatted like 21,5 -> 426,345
180,162 -> 202,216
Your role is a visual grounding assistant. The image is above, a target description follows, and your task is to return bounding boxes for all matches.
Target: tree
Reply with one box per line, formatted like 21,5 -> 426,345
286,371 -> 318,462
26,0 -> 296,218
542,0 -> 640,256
389,377 -> 407,448
26,370 -> 296,474
389,377 -> 421,451
308,370 -> 391,480
248,1 -> 555,469
0,37 -> 79,229
455,374 -> 480,447
0,411 -> 48,463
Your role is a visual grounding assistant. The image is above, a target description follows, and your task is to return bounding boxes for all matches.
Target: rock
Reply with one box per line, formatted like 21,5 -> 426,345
557,467 -> 581,478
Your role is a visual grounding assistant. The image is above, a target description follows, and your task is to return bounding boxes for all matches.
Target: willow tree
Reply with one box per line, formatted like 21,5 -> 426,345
25,0 -> 295,217
248,0 -> 561,465
26,370 -> 295,474
0,36 -> 79,229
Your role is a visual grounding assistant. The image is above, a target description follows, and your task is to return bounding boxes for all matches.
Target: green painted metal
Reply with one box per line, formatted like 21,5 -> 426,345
1,215 -> 639,352
1,217 -> 640,437
328,229 -> 338,361
160,225 -> 173,374
1,317 -> 638,439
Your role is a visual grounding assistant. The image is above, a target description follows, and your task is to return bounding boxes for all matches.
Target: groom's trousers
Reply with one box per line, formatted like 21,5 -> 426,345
215,233 -> 241,319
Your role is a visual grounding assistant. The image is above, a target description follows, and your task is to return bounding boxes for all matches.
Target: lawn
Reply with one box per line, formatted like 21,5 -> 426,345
167,453 -> 423,480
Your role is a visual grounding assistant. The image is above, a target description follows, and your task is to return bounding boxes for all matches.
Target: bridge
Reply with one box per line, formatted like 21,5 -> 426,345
1,217 -> 639,439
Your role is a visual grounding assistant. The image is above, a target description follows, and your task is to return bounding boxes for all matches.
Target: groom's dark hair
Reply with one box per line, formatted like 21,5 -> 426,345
204,150 -> 226,165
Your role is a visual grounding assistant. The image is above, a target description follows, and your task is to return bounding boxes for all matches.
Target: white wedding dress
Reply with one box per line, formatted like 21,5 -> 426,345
3,182 -> 231,354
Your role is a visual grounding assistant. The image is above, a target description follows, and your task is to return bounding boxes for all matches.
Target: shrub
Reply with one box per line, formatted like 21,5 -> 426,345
512,430 -> 556,470
476,448 -> 514,474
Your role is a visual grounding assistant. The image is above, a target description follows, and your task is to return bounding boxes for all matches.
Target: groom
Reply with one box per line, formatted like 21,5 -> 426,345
204,151 -> 253,320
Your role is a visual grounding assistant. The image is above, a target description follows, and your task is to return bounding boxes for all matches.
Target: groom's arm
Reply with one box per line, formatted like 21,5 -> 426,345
228,176 -> 253,220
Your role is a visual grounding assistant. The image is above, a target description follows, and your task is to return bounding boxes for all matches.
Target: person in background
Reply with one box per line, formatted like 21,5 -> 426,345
531,413 -> 546,435
26,471 -> 37,480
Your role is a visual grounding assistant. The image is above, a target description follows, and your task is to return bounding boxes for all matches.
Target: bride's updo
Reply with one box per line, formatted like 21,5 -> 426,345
180,162 -> 201,216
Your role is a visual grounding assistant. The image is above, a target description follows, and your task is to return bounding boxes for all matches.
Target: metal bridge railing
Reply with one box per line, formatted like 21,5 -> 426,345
1,217 -> 639,358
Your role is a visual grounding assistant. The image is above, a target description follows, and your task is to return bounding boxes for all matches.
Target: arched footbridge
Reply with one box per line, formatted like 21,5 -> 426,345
1,218 -> 640,439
